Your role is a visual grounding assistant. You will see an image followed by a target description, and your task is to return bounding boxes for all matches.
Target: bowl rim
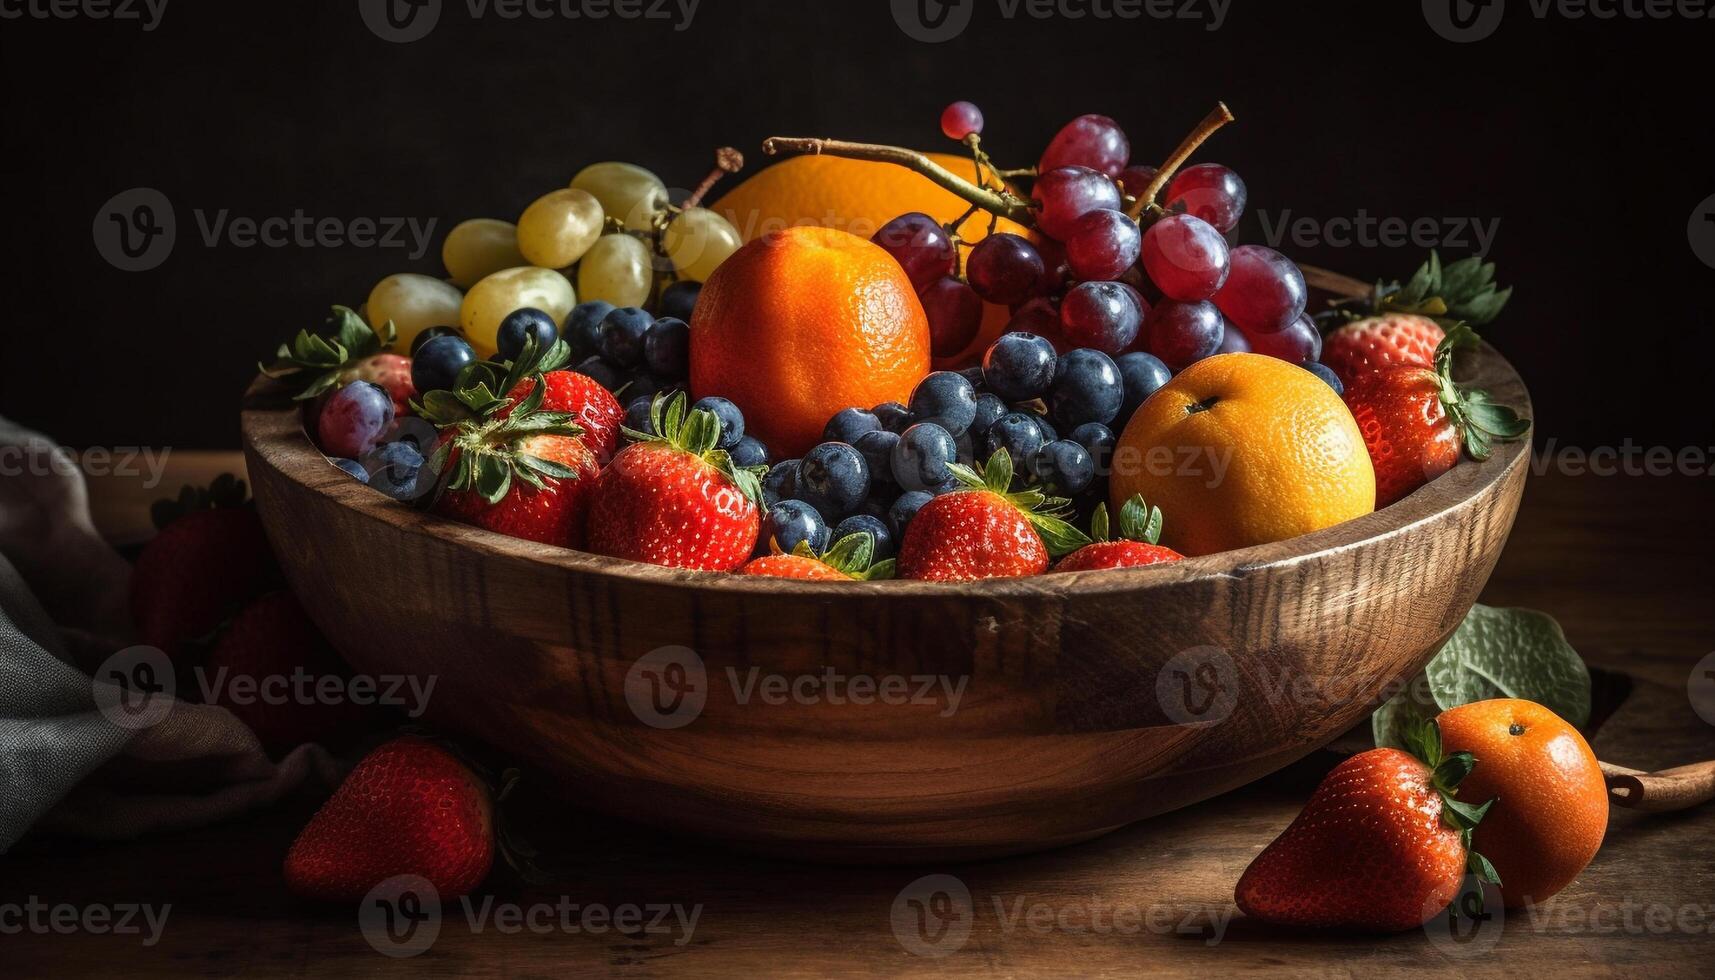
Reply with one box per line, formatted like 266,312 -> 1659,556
241,267 -> 1533,600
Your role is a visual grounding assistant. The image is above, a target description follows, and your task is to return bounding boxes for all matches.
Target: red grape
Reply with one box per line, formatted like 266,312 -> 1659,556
1065,208 -> 1142,282
1006,297 -> 1066,351
1164,163 -> 1248,234
1143,299 -> 1224,372
940,101 -> 984,141
1140,213 -> 1230,302
1059,280 -> 1143,355
1117,164 -> 1158,200
1031,166 -> 1122,241
872,212 -> 956,294
1216,324 -> 1251,354
1039,114 -> 1130,177
1213,245 -> 1307,335
1033,236 -> 1070,297
967,233 -> 1045,305
1243,313 -> 1322,363
919,276 -> 983,357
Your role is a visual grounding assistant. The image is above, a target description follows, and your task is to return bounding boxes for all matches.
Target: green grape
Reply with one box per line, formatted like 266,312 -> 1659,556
516,188 -> 604,269
460,266 -> 576,357
569,162 -> 668,233
662,207 -> 743,284
576,233 -> 653,308
366,273 -> 463,352
441,218 -> 526,288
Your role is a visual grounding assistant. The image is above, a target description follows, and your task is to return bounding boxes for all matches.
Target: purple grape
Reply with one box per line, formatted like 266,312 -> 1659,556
1244,313 -> 1322,363
872,212 -> 955,293
1117,164 -> 1158,200
317,381 -> 394,458
1216,324 -> 1251,354
1213,245 -> 1307,336
919,276 -> 982,358
1140,213 -> 1230,302
1065,208 -> 1142,282
1164,163 -> 1248,235
940,101 -> 984,140
1143,300 -> 1225,373
966,233 -> 1045,305
1059,281 -> 1143,355
1039,114 -> 1130,177
1031,166 -> 1122,242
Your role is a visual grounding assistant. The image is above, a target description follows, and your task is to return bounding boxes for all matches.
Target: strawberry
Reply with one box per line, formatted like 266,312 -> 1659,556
897,450 -> 1089,582
284,737 -> 493,903
739,533 -> 895,581
1321,314 -> 1444,386
586,393 -> 765,571
129,475 -> 279,658
502,370 -> 624,464
1342,324 -> 1529,507
205,591 -> 376,756
1055,495 -> 1183,572
1235,718 -> 1500,932
337,352 -> 416,416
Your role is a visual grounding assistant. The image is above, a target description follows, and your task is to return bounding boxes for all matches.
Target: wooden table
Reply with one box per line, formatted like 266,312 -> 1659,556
5,462 -> 1713,977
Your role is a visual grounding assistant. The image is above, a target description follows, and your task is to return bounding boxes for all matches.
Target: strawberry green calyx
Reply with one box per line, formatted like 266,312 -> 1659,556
1089,494 -> 1164,545
620,391 -> 769,508
785,534 -> 896,581
426,380 -> 587,504
1402,716 -> 1504,910
149,472 -> 249,530
946,450 -> 1092,558
1432,324 -> 1531,461
1326,252 -> 1513,329
261,305 -> 397,401
413,334 -> 573,428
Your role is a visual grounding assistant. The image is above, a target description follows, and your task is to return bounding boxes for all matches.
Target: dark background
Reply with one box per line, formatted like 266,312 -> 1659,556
3,0 -> 1711,452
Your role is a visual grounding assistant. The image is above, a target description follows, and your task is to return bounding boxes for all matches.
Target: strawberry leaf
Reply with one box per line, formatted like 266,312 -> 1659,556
1027,511 -> 1093,558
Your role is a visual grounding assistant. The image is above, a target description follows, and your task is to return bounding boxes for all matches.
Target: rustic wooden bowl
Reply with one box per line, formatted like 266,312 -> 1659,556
241,269 -> 1532,863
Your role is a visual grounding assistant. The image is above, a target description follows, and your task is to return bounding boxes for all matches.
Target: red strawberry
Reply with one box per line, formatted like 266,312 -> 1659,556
502,370 -> 623,464
1235,719 -> 1500,932
1342,324 -> 1529,507
739,533 -> 895,581
130,475 -> 278,657
898,451 -> 1089,582
433,432 -> 598,547
586,393 -> 764,571
1055,495 -> 1183,572
284,737 -> 493,903
206,591 -> 376,756
1321,314 -> 1444,386
338,352 -> 416,416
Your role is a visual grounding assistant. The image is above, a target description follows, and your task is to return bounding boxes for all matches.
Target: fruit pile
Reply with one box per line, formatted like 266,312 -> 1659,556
266,101 -> 1527,581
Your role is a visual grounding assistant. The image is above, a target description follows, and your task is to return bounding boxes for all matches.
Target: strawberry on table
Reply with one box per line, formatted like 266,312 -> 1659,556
897,450 -> 1090,582
739,532 -> 895,581
1055,495 -> 1183,572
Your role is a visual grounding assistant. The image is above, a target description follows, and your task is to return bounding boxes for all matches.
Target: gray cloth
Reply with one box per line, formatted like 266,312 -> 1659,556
0,418 -> 341,853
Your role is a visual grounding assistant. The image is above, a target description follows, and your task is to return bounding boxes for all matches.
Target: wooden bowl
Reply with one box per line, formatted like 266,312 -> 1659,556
241,269 -> 1532,863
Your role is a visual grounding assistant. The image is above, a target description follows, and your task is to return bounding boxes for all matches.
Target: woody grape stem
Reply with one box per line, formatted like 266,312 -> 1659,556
761,136 -> 1037,227
1125,103 -> 1236,221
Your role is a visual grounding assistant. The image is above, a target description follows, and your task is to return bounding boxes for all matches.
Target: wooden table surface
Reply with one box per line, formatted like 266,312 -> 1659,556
4,458 -> 1713,978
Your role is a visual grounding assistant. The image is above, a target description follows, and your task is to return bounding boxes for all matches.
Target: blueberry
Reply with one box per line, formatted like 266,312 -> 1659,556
985,412 -> 1046,469
409,325 -> 462,356
1303,360 -> 1344,395
692,396 -> 745,450
620,373 -> 668,405
598,306 -> 654,368
762,499 -> 829,555
824,407 -> 882,444
1048,349 -> 1123,429
1070,422 -> 1116,476
969,393 -> 1007,439
763,459 -> 799,505
796,441 -> 871,519
658,280 -> 702,322
730,434 -> 770,468
888,490 -> 934,537
983,332 -> 1058,401
891,422 -> 958,493
411,335 -> 476,394
317,381 -> 395,458
575,355 -> 626,392
908,371 -> 978,436
873,401 -> 912,433
852,429 -> 901,487
566,301 -> 615,359
360,440 -> 430,502
957,365 -> 986,390
1029,411 -> 1059,444
623,395 -> 656,438
1030,439 -> 1095,494
833,513 -> 895,561
1115,351 -> 1172,423
496,307 -> 560,362
644,317 -> 690,379
332,457 -> 369,483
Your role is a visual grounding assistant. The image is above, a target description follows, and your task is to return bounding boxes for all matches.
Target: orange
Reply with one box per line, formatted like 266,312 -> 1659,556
690,226 -> 930,458
1437,699 -> 1608,907
1110,353 -> 1375,556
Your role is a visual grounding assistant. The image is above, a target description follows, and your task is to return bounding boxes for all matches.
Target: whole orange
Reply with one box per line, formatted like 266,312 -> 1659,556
690,226 -> 930,458
1437,698 -> 1608,907
1110,353 -> 1375,556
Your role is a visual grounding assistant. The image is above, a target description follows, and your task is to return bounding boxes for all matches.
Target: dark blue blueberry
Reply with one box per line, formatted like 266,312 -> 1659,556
761,498 -> 829,555
1029,439 -> 1096,495
969,393 -> 1007,439
1115,351 -> 1172,424
852,429 -> 901,487
983,332 -> 1058,401
360,441 -> 430,502
873,401 -> 913,433
496,307 -> 560,362
985,412 -> 1046,468
409,325 -> 462,356
565,301 -> 615,359
1029,411 -> 1059,445
888,490 -> 934,538
762,459 -> 799,506
620,373 -> 670,407
1070,422 -> 1117,476
908,371 -> 978,437
643,317 -> 690,379
891,422 -> 958,493
1048,348 -> 1124,429
957,365 -> 986,389
332,457 -> 368,483
598,306 -> 654,368
1302,360 -> 1344,395
730,434 -> 770,468
824,407 -> 882,444
833,513 -> 895,561
691,396 -> 745,450
574,355 -> 626,392
796,441 -> 871,519
657,280 -> 702,322
623,396 -> 655,438
410,334 -> 476,394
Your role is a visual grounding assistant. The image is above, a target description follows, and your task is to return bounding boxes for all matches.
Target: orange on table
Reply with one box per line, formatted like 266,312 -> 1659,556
689,226 -> 930,458
1437,698 -> 1609,908
1110,353 -> 1375,556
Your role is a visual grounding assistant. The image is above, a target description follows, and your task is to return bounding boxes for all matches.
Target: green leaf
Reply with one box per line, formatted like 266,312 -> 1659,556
861,558 -> 897,582
1373,672 -> 1440,750
474,454 -> 512,504
1401,716 -> 1444,770
821,533 -> 874,576
1433,751 -> 1476,791
1089,503 -> 1111,542
1468,850 -> 1503,885
1441,795 -> 1494,833
946,462 -> 987,491
1027,511 -> 1093,558
982,449 -> 1014,492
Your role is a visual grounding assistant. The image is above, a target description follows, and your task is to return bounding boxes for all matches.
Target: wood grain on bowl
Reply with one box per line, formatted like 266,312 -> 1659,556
240,268 -> 1532,862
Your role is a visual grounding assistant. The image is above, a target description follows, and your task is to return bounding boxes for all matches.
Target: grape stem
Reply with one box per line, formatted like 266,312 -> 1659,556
1124,103 -> 1236,221
761,136 -> 1037,227
680,147 -> 745,210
